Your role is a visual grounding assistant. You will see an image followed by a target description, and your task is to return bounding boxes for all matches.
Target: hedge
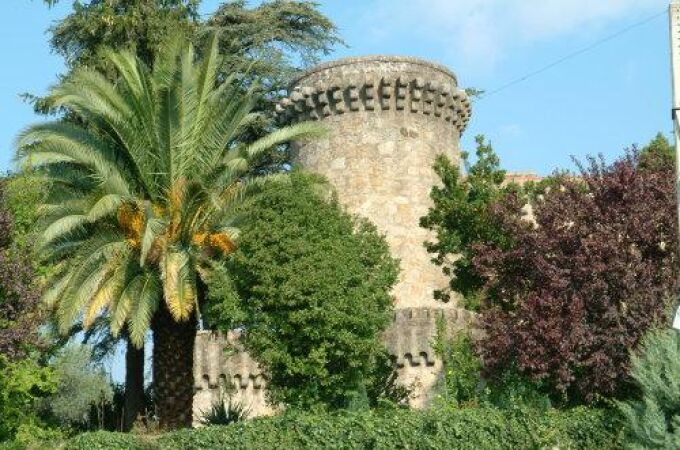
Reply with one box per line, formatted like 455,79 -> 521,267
66,406 -> 623,450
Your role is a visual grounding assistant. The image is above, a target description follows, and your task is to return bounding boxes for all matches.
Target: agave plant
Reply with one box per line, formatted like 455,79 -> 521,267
199,391 -> 250,426
16,34 -> 323,429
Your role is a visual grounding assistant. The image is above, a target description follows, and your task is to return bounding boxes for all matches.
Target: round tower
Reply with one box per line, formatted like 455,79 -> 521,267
279,56 -> 470,310
278,56 -> 473,406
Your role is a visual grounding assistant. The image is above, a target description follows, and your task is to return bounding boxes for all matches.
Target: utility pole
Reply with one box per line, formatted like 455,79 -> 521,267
670,2 -> 680,329
670,1 -> 680,233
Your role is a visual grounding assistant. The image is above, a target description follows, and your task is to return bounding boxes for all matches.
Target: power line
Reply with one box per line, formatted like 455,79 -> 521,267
478,9 -> 667,101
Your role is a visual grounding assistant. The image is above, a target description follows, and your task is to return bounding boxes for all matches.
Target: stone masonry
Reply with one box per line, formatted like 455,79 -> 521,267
193,56 -> 473,420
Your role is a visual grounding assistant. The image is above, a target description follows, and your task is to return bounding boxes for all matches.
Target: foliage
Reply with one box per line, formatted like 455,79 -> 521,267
17,36 -> 322,428
36,1 -> 340,118
432,321 -> 482,408
45,345 -> 114,429
43,0 -> 340,75
66,430 -> 154,450
66,406 -> 622,450
639,132 -> 674,171
618,329 -> 680,449
206,0 -> 342,91
0,184 -> 43,361
0,357 -> 57,442
481,368 -> 552,412
475,150 -> 679,403
420,135 -> 515,310
199,392 -> 249,427
46,0 -> 199,69
431,323 -> 551,411
2,173 -> 47,252
17,35 -> 321,347
206,173 -> 400,409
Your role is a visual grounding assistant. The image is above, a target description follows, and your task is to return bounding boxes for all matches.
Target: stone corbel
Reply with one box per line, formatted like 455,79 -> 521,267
396,77 -> 408,110
411,77 -> 424,113
379,77 -> 392,110
364,79 -> 375,111
348,84 -> 361,111
331,87 -> 345,114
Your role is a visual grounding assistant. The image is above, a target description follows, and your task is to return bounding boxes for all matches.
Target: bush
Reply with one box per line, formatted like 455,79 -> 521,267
432,321 -> 482,407
619,329 -> 680,449
66,431 -> 153,450
0,357 -> 57,442
206,172 -> 400,409
0,182 -> 43,361
66,406 -> 622,449
473,150 -> 678,403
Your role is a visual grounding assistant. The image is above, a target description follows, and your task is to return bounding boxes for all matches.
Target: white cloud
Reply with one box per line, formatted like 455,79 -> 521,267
358,0 -> 667,72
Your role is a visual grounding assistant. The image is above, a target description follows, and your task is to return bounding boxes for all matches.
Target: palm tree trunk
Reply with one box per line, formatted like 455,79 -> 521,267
152,302 -> 196,429
123,337 -> 145,431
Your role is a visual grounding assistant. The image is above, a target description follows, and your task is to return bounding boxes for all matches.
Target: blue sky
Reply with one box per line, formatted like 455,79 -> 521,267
0,0 -> 673,380
0,0 -> 673,177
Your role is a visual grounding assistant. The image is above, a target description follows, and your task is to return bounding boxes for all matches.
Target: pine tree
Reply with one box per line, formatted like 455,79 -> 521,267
619,329 -> 680,449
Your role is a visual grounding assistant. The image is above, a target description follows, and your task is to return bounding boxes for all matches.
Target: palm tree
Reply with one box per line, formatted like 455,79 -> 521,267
17,35 -> 323,429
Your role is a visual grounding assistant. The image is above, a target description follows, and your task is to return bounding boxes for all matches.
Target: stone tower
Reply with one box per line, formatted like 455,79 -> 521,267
193,56 -> 473,422
278,56 -> 473,406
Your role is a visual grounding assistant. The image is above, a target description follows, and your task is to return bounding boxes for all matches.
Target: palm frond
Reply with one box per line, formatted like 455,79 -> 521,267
39,214 -> 89,249
87,194 -> 124,222
127,272 -> 161,347
161,249 -> 196,321
242,121 -> 327,161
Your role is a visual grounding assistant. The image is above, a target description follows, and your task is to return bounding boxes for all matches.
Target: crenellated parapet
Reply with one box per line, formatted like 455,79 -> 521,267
275,56 -> 471,134
384,307 -> 473,369
383,307 -> 474,407
192,331 -> 274,424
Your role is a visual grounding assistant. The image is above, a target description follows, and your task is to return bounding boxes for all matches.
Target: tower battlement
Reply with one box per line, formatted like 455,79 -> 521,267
276,56 -> 471,133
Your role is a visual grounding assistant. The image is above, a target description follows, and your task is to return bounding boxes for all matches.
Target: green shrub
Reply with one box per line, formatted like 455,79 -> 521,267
618,329 -> 680,449
0,356 -> 57,442
66,431 -> 153,450
206,172 -> 400,409
431,320 -> 552,412
66,406 -> 622,450
432,321 -> 482,408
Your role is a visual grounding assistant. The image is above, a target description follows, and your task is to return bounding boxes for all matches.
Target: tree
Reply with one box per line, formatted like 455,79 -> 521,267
619,329 -> 680,449
207,0 -> 341,92
639,132 -> 674,171
17,36 -> 322,429
46,0 -> 199,69
44,344 -> 113,430
420,135 -> 515,310
37,0 -> 340,116
474,150 -> 679,403
206,173 -> 401,409
34,0 -> 339,430
0,357 -> 57,443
